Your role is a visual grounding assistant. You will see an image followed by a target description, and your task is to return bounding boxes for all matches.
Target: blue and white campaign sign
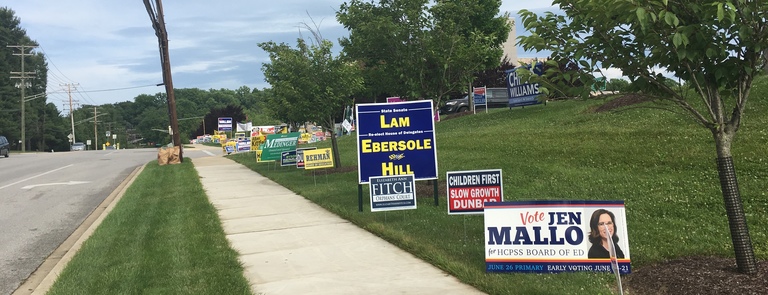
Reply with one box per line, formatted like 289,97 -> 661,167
473,87 -> 487,106
356,100 -> 438,184
236,140 -> 251,152
218,117 -> 233,131
485,200 -> 631,274
281,150 -> 297,167
506,63 -> 544,108
369,174 -> 417,212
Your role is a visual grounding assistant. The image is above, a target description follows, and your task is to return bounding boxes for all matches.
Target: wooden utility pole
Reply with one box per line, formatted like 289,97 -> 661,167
60,83 -> 79,146
8,44 -> 37,152
94,106 -> 99,150
144,0 -> 182,161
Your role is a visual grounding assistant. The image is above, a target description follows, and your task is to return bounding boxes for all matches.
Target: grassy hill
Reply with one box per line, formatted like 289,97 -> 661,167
230,76 -> 768,294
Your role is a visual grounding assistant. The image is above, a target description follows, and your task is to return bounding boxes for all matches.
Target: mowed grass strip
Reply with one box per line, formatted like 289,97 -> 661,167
48,160 -> 252,295
229,76 -> 768,295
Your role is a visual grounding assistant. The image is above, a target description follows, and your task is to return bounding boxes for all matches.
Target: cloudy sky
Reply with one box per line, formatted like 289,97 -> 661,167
10,0 -> 560,107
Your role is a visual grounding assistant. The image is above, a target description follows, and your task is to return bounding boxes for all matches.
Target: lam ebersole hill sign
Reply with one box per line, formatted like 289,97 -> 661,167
484,200 -> 631,274
356,100 -> 438,184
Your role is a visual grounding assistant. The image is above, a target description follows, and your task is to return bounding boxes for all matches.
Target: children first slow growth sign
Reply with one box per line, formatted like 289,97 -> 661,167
484,200 -> 631,274
447,169 -> 503,214
356,100 -> 438,184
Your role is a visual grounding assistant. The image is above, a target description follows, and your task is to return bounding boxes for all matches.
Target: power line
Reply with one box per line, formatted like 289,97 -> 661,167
38,46 -> 76,83
77,84 -> 159,93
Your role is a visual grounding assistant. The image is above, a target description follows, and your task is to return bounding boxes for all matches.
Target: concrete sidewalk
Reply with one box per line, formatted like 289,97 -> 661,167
192,155 -> 484,295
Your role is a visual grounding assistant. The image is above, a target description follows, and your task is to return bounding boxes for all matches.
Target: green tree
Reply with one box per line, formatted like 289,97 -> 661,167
337,0 -> 509,105
518,0 -> 768,274
1,7 -> 56,151
259,33 -> 363,168
606,78 -> 630,93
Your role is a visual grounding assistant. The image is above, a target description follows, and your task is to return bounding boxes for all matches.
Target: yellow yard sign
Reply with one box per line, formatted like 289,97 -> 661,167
255,149 -> 264,162
251,135 -> 265,150
303,148 -> 333,169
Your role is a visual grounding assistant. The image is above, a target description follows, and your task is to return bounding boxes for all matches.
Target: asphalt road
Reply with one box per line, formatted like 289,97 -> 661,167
0,146 -> 221,295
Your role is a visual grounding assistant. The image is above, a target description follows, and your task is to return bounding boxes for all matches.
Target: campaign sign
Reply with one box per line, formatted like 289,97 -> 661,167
356,100 -> 438,184
218,117 -> 233,131
506,63 -> 544,108
281,151 -> 297,166
261,132 -> 300,161
236,140 -> 251,152
446,169 -> 503,215
295,147 -> 317,169
473,87 -> 487,106
485,200 -> 631,274
369,174 -> 417,212
303,148 -> 334,170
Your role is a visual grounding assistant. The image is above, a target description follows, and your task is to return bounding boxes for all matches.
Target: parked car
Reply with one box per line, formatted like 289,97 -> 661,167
0,136 -> 9,157
439,88 -> 510,114
71,142 -> 86,151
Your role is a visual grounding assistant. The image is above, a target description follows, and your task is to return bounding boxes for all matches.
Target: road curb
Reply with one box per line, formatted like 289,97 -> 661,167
12,164 -> 147,295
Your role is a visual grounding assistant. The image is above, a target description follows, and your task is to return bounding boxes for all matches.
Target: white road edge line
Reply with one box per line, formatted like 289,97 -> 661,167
0,164 -> 75,190
202,150 -> 216,156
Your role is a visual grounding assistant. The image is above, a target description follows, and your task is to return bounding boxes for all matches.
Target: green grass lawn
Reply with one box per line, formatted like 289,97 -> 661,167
47,160 -> 252,295
45,77 -> 767,294
228,76 -> 768,294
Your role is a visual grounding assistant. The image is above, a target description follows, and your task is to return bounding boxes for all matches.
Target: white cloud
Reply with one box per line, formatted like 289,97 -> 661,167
11,0 -> 558,104
11,0 -> 348,104
501,0 -> 555,14
599,68 -> 626,80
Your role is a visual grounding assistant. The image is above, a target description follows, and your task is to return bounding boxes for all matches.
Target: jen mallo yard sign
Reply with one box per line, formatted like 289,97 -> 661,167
484,200 -> 631,274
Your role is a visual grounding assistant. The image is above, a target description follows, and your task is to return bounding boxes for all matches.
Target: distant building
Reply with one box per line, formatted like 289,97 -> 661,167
503,16 -> 549,67
500,17 -> 518,66
517,57 -> 548,66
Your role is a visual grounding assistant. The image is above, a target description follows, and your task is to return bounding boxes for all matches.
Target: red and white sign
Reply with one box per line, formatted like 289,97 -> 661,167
446,169 -> 503,214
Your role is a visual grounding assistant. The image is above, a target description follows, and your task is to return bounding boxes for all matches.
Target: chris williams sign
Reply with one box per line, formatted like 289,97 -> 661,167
356,100 -> 438,184
506,63 -> 544,108
484,200 -> 631,274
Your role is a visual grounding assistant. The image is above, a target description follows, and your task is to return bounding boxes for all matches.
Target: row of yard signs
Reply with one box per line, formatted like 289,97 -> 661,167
245,99 -> 628,277
351,99 -> 630,278
255,133 -> 334,171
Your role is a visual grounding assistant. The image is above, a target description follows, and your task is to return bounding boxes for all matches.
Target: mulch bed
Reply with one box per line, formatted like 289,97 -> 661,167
591,93 -> 651,113
624,256 -> 768,295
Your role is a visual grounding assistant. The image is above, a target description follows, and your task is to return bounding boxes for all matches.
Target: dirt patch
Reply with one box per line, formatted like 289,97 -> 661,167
625,256 -> 768,295
415,180 -> 447,198
591,93 -> 651,113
